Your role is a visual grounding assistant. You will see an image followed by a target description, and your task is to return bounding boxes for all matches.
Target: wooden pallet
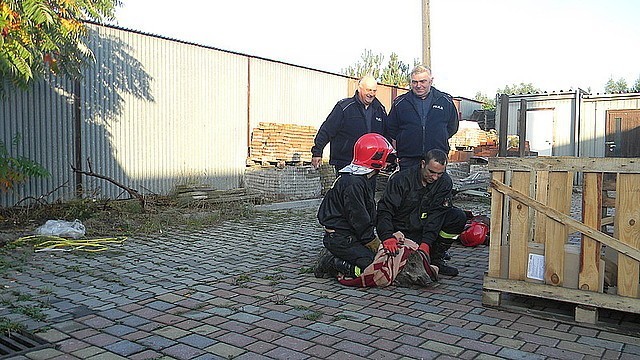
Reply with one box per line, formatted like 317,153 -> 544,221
483,157 -> 640,324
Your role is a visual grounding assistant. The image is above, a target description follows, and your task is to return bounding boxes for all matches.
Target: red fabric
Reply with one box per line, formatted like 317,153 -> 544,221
338,239 -> 419,287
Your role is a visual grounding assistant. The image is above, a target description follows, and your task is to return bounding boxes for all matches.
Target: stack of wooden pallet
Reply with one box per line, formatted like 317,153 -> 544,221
449,121 -> 498,150
174,185 -> 263,206
250,122 -> 317,165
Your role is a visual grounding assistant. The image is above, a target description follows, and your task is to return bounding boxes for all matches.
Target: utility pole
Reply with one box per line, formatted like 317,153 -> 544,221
422,0 -> 431,68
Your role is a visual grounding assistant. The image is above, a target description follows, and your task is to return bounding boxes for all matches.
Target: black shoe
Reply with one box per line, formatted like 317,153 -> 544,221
432,259 -> 458,276
443,251 -> 452,261
332,258 -> 357,278
314,249 -> 337,278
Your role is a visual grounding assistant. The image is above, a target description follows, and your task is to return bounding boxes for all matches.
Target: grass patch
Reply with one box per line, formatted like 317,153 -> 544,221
233,273 -> 252,286
298,266 -> 314,274
303,311 -> 323,321
15,305 -> 46,321
0,317 -> 24,333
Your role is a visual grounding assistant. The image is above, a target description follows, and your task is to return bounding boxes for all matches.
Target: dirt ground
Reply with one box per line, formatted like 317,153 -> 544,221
0,192 -> 491,249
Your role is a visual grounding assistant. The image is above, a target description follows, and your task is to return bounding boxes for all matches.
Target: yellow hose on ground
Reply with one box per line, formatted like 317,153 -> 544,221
13,235 -> 127,252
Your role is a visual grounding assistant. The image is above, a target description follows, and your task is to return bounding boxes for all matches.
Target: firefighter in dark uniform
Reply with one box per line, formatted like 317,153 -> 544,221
376,149 -> 467,277
314,133 -> 396,278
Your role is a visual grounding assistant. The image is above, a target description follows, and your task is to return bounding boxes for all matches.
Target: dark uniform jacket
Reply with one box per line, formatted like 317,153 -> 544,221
317,173 -> 377,244
311,92 -> 387,169
376,166 -> 454,245
384,87 -> 459,159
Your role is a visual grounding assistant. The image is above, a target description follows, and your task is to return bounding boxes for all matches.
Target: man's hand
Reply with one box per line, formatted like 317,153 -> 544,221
382,237 -> 399,256
311,156 -> 322,169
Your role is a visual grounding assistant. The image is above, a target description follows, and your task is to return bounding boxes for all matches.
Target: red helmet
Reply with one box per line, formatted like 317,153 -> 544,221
352,133 -> 395,170
459,221 -> 489,247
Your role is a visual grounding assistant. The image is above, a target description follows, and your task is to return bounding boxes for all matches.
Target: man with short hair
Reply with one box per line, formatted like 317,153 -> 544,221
311,75 -> 387,172
384,65 -> 459,171
377,149 -> 467,277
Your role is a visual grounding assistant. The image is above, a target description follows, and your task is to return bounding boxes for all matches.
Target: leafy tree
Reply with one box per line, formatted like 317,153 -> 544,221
342,49 -> 417,87
604,77 -> 629,93
1,134 -> 50,192
342,49 -> 384,80
474,91 -> 496,110
380,52 -> 410,87
497,83 -> 541,95
0,0 -> 121,92
633,76 -> 640,93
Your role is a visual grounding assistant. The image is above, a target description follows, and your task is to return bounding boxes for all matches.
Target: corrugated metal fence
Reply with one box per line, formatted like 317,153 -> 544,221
1,23 -> 405,207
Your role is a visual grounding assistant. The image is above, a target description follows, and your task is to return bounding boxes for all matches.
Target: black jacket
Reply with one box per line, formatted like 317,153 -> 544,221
312,92 -> 387,168
317,173 -> 377,244
376,166 -> 454,245
384,87 -> 459,159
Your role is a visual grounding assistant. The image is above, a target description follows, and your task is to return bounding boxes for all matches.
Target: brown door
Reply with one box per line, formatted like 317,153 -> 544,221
605,109 -> 640,157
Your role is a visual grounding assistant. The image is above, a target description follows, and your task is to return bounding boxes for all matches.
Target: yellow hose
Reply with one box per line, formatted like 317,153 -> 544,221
14,235 -> 127,252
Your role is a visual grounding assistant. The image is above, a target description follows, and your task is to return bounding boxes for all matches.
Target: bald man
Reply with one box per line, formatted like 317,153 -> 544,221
311,75 -> 388,172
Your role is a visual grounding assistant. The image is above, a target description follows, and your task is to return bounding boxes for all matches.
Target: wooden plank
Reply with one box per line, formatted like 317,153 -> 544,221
580,172 -> 603,292
544,171 -> 573,286
615,174 -> 640,298
483,276 -> 640,314
533,171 -> 549,244
488,171 -> 505,278
489,157 -> 640,173
508,171 -> 532,281
491,179 -> 640,262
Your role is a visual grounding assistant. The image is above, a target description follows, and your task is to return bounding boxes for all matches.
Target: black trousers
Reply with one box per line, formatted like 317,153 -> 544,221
430,207 -> 468,260
323,232 -> 375,270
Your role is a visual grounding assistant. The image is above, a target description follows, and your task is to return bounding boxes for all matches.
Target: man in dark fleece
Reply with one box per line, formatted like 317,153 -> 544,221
376,149 -> 467,277
385,65 -> 459,171
314,133 -> 396,279
311,75 -> 387,173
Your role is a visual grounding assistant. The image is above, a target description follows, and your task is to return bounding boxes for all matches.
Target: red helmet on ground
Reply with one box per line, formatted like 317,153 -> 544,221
352,133 -> 395,170
459,221 -> 489,247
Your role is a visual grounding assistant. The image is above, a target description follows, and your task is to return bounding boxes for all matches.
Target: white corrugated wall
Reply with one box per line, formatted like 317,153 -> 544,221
80,25 -> 248,200
1,76 -> 77,207
249,59 -> 348,131
1,23 -> 406,207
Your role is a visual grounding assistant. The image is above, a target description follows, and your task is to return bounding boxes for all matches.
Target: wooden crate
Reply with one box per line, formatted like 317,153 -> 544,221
483,157 -> 640,324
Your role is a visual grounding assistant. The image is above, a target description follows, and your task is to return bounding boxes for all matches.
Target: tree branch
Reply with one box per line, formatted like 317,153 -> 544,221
71,158 -> 145,210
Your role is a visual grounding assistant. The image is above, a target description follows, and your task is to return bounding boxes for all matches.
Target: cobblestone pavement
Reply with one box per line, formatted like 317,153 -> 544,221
1,203 -> 639,360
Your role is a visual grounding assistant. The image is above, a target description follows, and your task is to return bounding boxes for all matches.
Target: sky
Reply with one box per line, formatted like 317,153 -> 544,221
111,0 -> 640,98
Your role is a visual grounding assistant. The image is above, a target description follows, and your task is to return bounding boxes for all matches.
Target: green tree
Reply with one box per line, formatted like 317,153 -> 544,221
497,83 -> 541,95
604,77 -> 629,93
631,76 -> 640,93
0,0 -> 121,91
474,91 -> 496,110
342,49 -> 384,80
380,52 -> 410,87
1,134 -> 50,192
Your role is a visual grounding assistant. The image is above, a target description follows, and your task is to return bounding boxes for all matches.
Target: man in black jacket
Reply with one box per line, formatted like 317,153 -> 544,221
377,149 -> 467,276
314,133 -> 395,279
385,65 -> 459,171
311,75 -> 387,172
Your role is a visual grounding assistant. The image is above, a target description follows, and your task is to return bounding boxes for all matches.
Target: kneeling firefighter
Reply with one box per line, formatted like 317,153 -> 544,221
314,133 -> 396,279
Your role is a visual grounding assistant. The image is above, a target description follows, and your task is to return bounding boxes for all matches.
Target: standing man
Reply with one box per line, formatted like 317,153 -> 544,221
385,65 -> 459,171
377,149 -> 467,277
311,75 -> 387,172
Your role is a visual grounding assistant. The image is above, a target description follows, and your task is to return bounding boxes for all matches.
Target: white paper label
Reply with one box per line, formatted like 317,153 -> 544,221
527,253 -> 545,281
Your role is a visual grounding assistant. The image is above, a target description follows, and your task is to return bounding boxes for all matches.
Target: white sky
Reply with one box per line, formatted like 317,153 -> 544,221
112,0 -> 640,98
